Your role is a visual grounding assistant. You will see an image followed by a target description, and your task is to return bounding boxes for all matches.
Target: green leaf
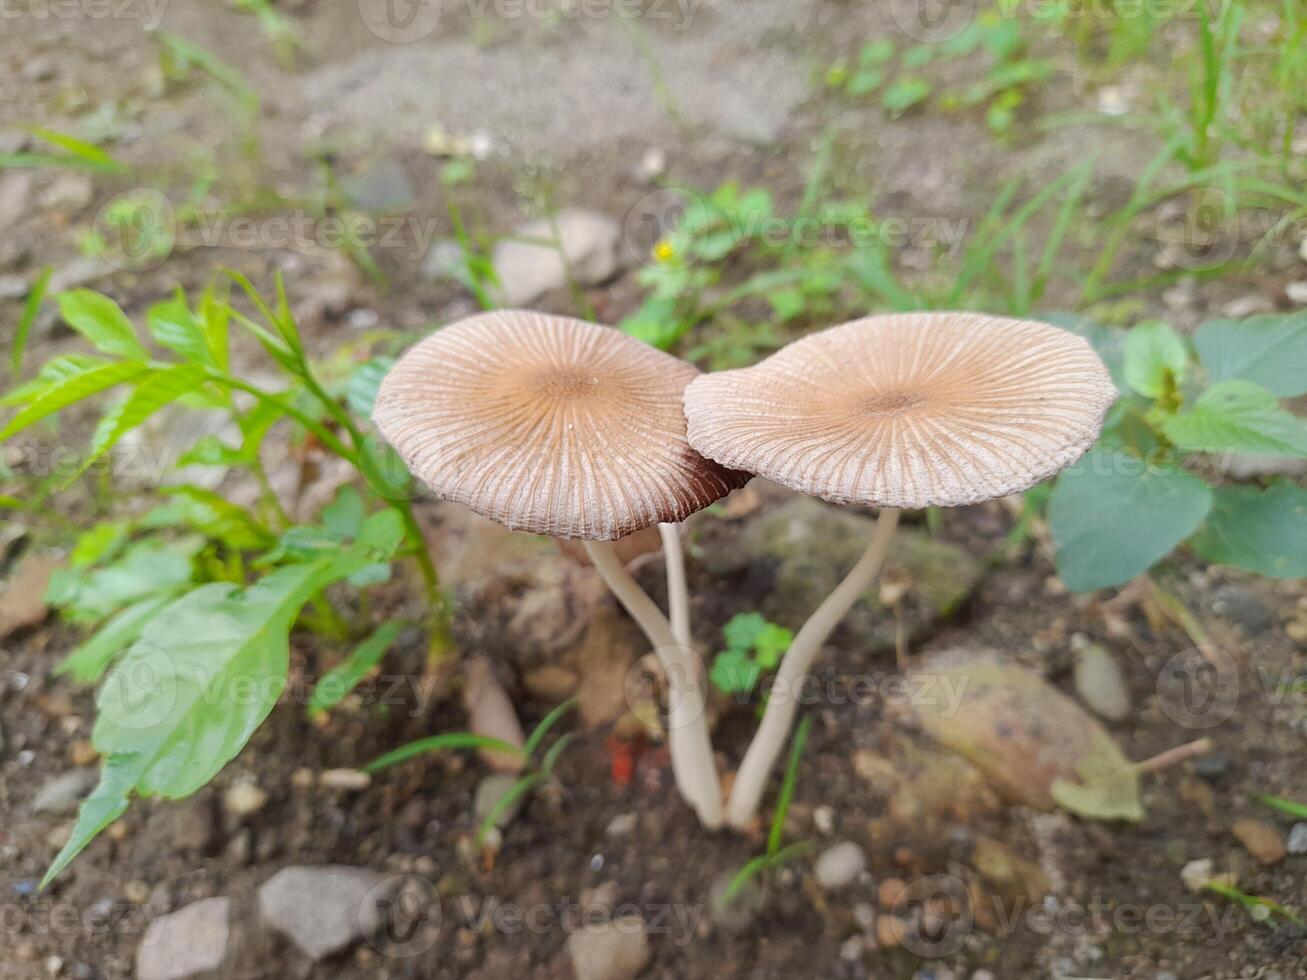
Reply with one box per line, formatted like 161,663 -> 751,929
722,612 -> 768,651
1190,481 -> 1307,578
56,593 -> 178,683
307,621 -> 405,717
365,733 -> 524,772
346,357 -> 394,418
11,266 -> 52,379
148,295 -> 216,367
1257,794 -> 1307,820
619,296 -> 690,350
1049,447 -> 1212,591
0,360 -> 150,440
753,623 -> 793,670
44,526 -> 400,885
322,486 -> 365,539
881,77 -> 932,116
57,291 -> 148,360
1193,312 -> 1307,397
79,364 -> 210,477
70,522 -> 130,568
710,648 -> 761,696
176,434 -> 244,469
1162,380 -> 1307,457
45,540 -> 196,622
1123,320 -> 1187,399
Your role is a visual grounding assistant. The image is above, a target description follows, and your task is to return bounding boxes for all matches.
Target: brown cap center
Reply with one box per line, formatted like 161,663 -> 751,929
857,389 -> 926,418
533,367 -> 601,399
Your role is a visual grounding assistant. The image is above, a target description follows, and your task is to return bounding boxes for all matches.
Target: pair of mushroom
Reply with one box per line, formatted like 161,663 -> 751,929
374,309 -> 1115,831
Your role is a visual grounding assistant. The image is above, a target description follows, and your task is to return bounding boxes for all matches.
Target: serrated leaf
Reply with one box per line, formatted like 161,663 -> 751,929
1163,380 -> 1307,457
176,434 -> 244,468
1193,312 -> 1307,397
0,361 -> 150,440
44,520 -> 402,885
70,522 -> 130,568
1123,320 -> 1187,398
307,621 -> 405,717
1049,447 -> 1212,591
78,364 -> 210,478
148,295 -> 216,367
45,540 -> 195,623
1190,481 -> 1307,578
56,593 -> 178,683
57,291 -> 148,360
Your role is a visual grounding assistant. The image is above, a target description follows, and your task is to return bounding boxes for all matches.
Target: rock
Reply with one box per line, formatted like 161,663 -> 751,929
1071,638 -> 1131,722
716,498 -> 981,650
566,915 -> 650,980
637,147 -> 667,182
340,159 -> 414,212
0,273 -> 27,299
318,769 -> 371,792
473,773 -> 524,829
1287,823 -> 1307,855
163,796 -> 219,854
605,813 -> 638,839
1220,295 -> 1275,318
1180,858 -> 1215,893
814,842 -> 865,891
523,665 -> 580,701
1286,281 -> 1307,305
68,740 -> 98,767
32,770 -> 97,815
489,208 -> 622,306
839,935 -> 864,962
0,553 -> 65,639
709,870 -> 763,934
1221,454 -> 1307,480
421,239 -> 468,282
1231,819 -> 1287,865
136,897 -> 231,980
223,780 -> 268,820
1211,586 -> 1273,635
22,58 -> 57,81
258,866 -> 383,961
1191,754 -> 1229,782
39,175 -> 93,213
813,804 -> 835,836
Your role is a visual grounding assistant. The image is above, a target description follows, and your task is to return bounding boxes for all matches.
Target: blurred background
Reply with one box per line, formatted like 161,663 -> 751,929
2,1 -> 1306,978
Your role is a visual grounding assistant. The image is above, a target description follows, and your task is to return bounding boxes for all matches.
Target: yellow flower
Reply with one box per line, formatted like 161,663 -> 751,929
653,239 -> 675,263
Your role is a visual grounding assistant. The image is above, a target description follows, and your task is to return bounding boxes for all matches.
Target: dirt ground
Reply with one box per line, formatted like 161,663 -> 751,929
2,1 -> 1306,978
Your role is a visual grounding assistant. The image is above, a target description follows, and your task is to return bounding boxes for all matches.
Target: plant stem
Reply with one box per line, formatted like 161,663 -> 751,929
658,523 -> 691,646
726,507 -> 900,830
583,539 -> 723,829
397,500 -> 452,656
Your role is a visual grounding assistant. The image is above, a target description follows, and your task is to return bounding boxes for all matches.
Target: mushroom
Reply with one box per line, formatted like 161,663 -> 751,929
683,311 -> 1117,829
372,309 -> 748,827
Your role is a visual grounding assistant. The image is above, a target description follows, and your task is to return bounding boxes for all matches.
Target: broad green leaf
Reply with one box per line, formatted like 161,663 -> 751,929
57,291 -> 148,360
1193,312 -> 1307,397
710,648 -> 761,696
45,539 -> 196,622
722,612 -> 769,650
1122,320 -> 1187,399
148,296 -> 215,367
1162,380 -> 1307,458
1049,447 -> 1212,591
2,355 -> 107,406
79,365 -> 210,477
176,434 -> 244,468
1190,481 -> 1307,578
619,296 -> 687,350
44,520 -> 401,885
307,621 -> 405,717
322,486 -> 365,539
198,285 -> 231,374
70,522 -> 130,568
346,357 -> 394,418
139,489 -> 270,551
56,593 -> 178,683
0,361 -> 150,440
11,266 -> 52,378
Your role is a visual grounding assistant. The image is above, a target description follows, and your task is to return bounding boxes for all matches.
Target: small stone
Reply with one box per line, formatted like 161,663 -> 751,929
473,773 -> 524,829
22,58 -> 57,81
1232,819 -> 1287,865
1286,281 -> 1307,305
1212,586 -> 1273,634
421,239 -> 468,282
1286,823 -> 1307,855
605,813 -> 638,839
44,955 -> 63,975
291,768 -> 314,790
853,903 -> 875,931
258,866 -> 383,961
839,935 -> 864,962
875,915 -> 906,949
223,780 -> 267,819
1192,754 -> 1229,781
123,880 -> 151,904
709,871 -> 763,934
16,940 -> 39,961
318,769 -> 371,792
814,842 -> 865,890
566,915 -> 650,980
136,897 -> 231,980
32,770 -> 97,814
1220,295 -> 1275,318
0,274 -> 27,299
47,822 -> 75,849
1071,637 -> 1131,722
637,146 -> 667,182
878,877 -> 907,909
1180,858 -> 1214,893
813,805 -> 835,836
69,740 -> 98,768
489,209 -> 622,306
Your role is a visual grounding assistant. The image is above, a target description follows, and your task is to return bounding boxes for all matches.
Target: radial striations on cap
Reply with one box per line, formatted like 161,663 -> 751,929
373,310 -> 749,540
683,312 -> 1117,510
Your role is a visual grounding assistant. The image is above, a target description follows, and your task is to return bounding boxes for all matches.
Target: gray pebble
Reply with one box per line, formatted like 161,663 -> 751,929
32,770 -> 97,815
1287,823 -> 1307,855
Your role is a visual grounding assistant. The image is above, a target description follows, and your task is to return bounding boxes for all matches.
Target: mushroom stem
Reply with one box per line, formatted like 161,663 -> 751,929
583,540 -> 724,829
658,523 -> 691,646
726,507 -> 900,830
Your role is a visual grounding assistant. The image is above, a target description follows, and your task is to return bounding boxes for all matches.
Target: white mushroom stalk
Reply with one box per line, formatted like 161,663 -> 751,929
684,312 -> 1118,830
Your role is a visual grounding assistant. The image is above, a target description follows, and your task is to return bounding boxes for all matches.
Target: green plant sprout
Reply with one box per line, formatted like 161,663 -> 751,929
1256,794 -> 1307,820
0,276 -> 453,886
709,612 -> 794,698
721,715 -> 815,905
1203,881 -> 1304,928
1045,311 -> 1307,591
365,699 -> 578,846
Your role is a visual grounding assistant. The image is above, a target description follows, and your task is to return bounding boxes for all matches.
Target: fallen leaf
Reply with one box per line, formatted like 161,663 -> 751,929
0,553 -> 65,639
912,651 -> 1143,821
463,657 -> 525,773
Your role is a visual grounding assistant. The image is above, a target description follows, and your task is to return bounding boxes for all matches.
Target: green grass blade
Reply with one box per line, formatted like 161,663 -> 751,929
11,266 -> 52,379
1257,793 -> 1307,820
476,772 -> 546,845
364,733 -> 525,773
768,714 -> 813,857
523,698 -> 578,762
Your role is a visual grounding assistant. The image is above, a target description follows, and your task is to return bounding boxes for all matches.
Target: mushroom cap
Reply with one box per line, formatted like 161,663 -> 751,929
683,312 -> 1117,510
373,310 -> 748,539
